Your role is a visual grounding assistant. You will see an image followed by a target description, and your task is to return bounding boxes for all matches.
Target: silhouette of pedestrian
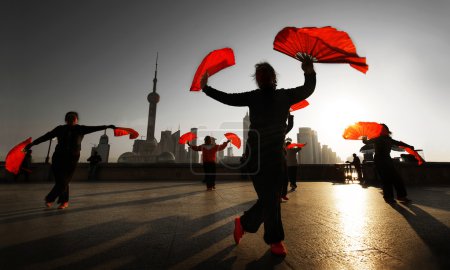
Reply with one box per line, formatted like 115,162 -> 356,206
87,150 -> 102,180
200,59 -> 316,256
285,142 -> 301,192
24,111 -> 115,209
363,124 -> 413,204
188,136 -> 230,190
281,114 -> 294,201
348,153 -> 363,183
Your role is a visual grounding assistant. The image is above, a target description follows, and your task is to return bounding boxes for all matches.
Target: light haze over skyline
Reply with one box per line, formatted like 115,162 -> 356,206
2,0 -> 450,162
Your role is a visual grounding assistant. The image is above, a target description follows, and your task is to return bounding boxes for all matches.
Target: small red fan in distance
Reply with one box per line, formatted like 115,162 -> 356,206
289,100 -> 309,112
190,48 -> 235,91
114,127 -> 139,139
400,146 -> 425,165
179,132 -> 197,144
286,143 -> 306,150
224,133 -> 241,149
343,122 -> 383,140
274,26 -> 368,73
5,137 -> 32,175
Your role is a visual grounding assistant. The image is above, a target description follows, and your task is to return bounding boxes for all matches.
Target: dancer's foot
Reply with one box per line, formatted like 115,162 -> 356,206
234,217 -> 244,244
212,186 -> 216,190
57,202 -> 69,209
270,241 -> 287,256
45,201 -> 53,208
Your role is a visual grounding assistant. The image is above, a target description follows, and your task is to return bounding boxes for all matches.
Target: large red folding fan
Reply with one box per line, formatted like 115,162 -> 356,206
274,26 -> 368,73
343,122 -> 383,140
224,133 -> 241,149
179,132 -> 197,144
5,137 -> 32,175
114,127 -> 139,139
289,100 -> 309,112
190,48 -> 235,91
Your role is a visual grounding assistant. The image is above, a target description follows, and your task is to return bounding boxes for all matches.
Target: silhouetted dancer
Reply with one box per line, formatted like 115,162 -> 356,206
14,150 -> 32,182
87,150 -> 102,180
200,60 -> 316,256
281,114 -> 294,201
188,136 -> 230,190
347,153 -> 363,184
362,124 -> 413,204
285,141 -> 301,192
24,111 -> 115,209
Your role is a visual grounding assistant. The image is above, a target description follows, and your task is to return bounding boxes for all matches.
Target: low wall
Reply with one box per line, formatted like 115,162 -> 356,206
1,162 -> 449,185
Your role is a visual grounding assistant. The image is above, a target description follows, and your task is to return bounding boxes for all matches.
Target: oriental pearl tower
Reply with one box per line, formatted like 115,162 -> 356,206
146,54 -> 160,152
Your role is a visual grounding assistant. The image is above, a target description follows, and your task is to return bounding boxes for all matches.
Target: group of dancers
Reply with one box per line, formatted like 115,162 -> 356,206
24,59 -> 412,256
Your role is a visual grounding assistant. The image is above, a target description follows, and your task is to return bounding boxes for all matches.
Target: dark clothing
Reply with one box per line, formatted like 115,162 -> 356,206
14,152 -> 32,182
287,166 -> 298,187
350,156 -> 363,181
87,153 -> 102,180
363,136 -> 411,200
281,115 -> 295,197
30,124 -> 109,203
204,72 -> 316,243
203,162 -> 216,188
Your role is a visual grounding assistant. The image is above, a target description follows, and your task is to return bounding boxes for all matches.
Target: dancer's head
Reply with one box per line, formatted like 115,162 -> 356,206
65,111 -> 79,125
204,136 -> 212,145
353,153 -> 357,158
380,124 -> 392,136
253,62 -> 277,89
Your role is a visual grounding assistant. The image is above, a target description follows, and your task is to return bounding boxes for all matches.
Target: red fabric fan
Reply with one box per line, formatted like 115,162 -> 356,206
273,26 -> 368,73
224,133 -> 241,149
5,137 -> 32,175
190,48 -> 235,91
289,100 -> 309,112
286,143 -> 306,150
399,146 -> 425,165
114,127 -> 139,139
179,132 -> 197,144
343,122 -> 383,140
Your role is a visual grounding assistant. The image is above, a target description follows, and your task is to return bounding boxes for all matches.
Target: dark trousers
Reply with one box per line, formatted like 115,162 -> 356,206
46,154 -> 78,204
287,166 -> 297,187
240,160 -> 285,244
203,162 -> 216,188
375,159 -> 407,199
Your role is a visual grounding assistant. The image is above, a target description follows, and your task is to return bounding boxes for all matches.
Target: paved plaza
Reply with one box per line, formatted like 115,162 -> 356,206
0,181 -> 449,269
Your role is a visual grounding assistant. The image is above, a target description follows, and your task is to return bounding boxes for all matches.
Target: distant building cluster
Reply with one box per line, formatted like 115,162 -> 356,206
296,128 -> 342,164
103,56 -> 341,164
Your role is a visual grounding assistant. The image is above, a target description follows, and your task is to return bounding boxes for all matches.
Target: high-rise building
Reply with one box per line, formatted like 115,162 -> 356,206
297,127 -> 314,164
189,127 -> 199,163
92,131 -> 110,163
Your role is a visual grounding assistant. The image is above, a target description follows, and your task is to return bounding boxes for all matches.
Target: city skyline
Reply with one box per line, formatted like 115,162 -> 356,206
2,0 -> 449,162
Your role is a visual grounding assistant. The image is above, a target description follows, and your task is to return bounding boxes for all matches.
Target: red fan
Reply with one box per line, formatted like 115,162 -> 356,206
289,100 -> 309,112
114,127 -> 139,139
343,122 -> 383,140
224,133 -> 241,149
286,143 -> 306,150
179,132 -> 197,144
5,137 -> 32,175
190,48 -> 236,91
273,26 -> 368,73
399,146 -> 425,165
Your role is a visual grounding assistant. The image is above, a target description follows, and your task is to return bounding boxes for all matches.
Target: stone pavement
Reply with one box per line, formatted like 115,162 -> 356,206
0,181 -> 449,270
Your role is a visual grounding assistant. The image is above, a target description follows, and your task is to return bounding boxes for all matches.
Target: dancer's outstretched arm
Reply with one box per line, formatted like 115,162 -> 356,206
201,73 -> 252,107
80,125 -> 115,135
286,61 -> 316,105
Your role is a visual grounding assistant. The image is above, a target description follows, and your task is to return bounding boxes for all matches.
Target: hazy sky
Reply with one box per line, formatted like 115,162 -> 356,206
2,0 -> 450,162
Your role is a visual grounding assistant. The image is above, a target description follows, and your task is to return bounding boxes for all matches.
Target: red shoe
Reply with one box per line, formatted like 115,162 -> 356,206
234,217 -> 244,244
57,202 -> 69,209
45,201 -> 53,208
270,241 -> 287,256
282,196 -> 289,201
